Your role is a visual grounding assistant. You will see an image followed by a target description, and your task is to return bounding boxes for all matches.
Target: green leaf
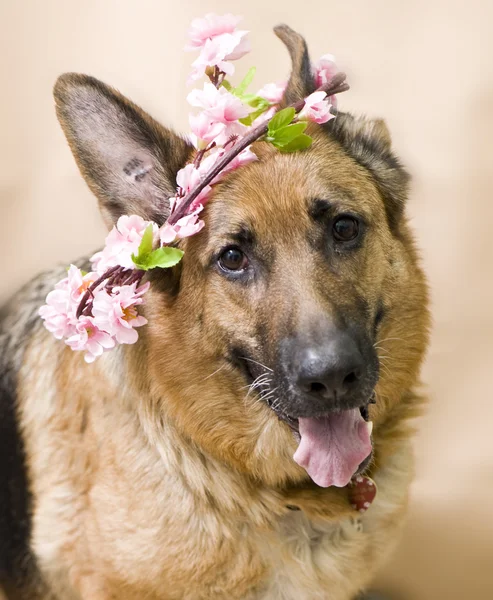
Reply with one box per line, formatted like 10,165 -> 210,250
267,107 -> 295,134
238,95 -> 271,125
239,105 -> 270,126
277,134 -> 313,153
234,67 -> 256,97
271,122 -> 307,147
244,95 -> 270,109
221,79 -> 233,92
144,247 -> 184,269
241,93 -> 257,104
132,224 -> 154,264
132,246 -> 184,271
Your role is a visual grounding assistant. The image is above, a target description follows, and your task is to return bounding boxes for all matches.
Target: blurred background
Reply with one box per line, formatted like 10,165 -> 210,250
1,1 -> 492,598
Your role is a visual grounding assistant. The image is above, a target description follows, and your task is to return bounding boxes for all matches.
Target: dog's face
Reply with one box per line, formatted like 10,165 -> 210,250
55,28 -> 429,490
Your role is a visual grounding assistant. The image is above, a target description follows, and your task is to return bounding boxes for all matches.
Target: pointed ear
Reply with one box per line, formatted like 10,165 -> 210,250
54,73 -> 193,229
274,24 -> 316,106
328,112 -> 409,232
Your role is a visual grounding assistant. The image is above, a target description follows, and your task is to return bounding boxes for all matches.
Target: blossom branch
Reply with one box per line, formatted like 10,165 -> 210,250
40,13 -> 352,363
75,265 -> 145,319
168,73 -> 349,225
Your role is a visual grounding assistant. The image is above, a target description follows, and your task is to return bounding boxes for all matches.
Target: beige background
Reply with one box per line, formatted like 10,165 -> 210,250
1,1 -> 492,599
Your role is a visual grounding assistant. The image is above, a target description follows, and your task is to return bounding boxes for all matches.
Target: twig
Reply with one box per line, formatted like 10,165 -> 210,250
76,265 -> 121,319
167,73 -> 349,225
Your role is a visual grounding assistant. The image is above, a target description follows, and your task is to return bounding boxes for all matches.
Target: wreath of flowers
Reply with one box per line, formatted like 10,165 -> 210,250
39,13 -> 349,362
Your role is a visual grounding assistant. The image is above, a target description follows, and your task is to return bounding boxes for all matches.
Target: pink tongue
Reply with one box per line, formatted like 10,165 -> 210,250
293,409 -> 372,488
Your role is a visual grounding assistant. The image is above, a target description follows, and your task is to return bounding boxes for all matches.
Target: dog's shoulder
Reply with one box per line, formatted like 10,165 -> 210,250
0,264 -> 81,594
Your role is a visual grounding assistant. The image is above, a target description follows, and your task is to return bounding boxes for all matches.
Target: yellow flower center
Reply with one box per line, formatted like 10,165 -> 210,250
78,280 -> 92,295
122,306 -> 137,322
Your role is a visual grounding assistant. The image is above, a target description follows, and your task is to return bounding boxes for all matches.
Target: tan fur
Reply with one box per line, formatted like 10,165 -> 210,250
18,332 -> 418,600
12,134 -> 429,599
2,26 -> 430,600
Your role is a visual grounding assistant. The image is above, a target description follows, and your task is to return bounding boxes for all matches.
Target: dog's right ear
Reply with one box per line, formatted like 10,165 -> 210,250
54,73 -> 193,229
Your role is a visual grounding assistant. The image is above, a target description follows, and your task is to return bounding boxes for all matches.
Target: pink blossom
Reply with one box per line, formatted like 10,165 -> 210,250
39,265 -> 96,339
224,33 -> 250,61
65,316 -> 115,363
160,209 -> 205,244
315,54 -> 337,87
185,13 -> 250,77
66,264 -> 97,303
187,83 -> 252,140
39,289 -> 75,340
188,32 -> 250,83
189,112 -> 225,149
314,54 -> 339,108
196,145 -> 257,185
256,81 -> 287,104
174,163 -> 212,208
91,215 -> 158,273
186,13 -> 243,50
298,91 -> 334,125
92,283 -> 149,345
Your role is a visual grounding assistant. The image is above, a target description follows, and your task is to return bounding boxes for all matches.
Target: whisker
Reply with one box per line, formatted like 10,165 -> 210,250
379,364 -> 392,378
375,332 -> 422,347
260,387 -> 279,402
203,364 -> 227,381
239,356 -> 273,372
245,374 -> 271,399
240,374 -> 270,391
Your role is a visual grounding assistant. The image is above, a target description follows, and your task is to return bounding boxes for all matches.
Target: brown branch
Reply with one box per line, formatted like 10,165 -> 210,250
75,265 -> 146,319
167,72 -> 349,226
76,265 -> 121,319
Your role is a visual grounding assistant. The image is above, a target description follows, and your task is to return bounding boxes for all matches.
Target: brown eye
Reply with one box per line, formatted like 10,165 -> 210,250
332,216 -> 360,242
218,247 -> 248,272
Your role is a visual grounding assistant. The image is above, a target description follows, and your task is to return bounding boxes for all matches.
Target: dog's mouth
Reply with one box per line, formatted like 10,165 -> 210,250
235,352 -> 374,489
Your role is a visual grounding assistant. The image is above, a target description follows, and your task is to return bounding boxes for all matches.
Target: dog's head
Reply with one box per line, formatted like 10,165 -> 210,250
54,26 -> 429,489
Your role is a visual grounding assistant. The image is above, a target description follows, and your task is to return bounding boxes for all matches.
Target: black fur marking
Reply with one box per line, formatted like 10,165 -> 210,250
0,275 -> 58,595
0,369 -> 34,587
309,198 -> 332,222
374,302 -> 386,332
230,225 -> 256,248
123,157 -> 152,182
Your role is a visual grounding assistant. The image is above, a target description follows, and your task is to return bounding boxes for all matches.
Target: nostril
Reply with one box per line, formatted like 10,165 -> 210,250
343,371 -> 359,386
309,381 -> 327,394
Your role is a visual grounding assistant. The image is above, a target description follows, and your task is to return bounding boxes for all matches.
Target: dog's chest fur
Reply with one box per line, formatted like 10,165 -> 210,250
15,329 -> 412,600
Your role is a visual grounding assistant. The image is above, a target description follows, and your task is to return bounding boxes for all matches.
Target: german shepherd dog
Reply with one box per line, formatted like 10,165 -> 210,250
0,26 -> 430,600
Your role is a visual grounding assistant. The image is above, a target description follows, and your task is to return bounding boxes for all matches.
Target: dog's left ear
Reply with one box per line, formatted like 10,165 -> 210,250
54,73 -> 193,229
274,24 -> 316,105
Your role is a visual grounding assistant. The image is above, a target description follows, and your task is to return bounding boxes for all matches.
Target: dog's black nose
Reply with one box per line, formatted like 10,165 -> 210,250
290,330 -> 364,402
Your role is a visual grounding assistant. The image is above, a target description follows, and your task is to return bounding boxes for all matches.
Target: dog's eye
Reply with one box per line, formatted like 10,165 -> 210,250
332,216 -> 360,242
218,247 -> 249,272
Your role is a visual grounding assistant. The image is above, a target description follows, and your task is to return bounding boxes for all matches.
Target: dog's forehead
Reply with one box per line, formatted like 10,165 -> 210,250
204,135 -> 383,242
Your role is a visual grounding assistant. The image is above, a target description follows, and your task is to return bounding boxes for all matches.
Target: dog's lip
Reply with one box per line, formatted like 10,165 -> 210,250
277,400 -> 373,434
